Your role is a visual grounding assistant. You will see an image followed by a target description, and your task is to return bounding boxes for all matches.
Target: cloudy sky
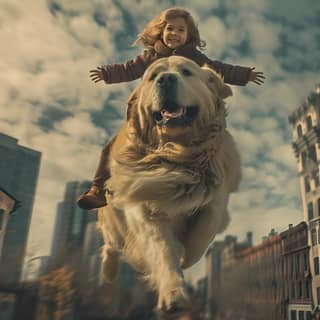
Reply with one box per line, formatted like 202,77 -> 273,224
1,0 -> 319,282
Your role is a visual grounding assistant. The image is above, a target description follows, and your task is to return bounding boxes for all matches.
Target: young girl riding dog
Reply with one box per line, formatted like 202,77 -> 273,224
78,7 -> 265,210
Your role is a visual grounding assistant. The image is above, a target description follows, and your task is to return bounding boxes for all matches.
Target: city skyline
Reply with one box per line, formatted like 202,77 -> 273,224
0,0 -> 319,283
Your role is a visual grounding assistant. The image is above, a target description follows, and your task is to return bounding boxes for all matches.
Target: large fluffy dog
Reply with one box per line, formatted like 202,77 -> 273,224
98,56 -> 241,312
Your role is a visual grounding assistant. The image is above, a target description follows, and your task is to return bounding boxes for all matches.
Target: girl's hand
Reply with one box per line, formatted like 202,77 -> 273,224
89,67 -> 105,83
249,67 -> 265,85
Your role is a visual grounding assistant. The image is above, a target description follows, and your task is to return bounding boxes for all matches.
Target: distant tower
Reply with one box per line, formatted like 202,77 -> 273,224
0,133 -> 41,284
288,84 -> 320,311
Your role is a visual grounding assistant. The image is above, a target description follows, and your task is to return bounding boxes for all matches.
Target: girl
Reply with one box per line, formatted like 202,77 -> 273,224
78,7 -> 265,210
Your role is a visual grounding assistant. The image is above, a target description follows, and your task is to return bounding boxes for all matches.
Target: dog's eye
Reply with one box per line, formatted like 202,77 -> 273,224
181,68 -> 192,76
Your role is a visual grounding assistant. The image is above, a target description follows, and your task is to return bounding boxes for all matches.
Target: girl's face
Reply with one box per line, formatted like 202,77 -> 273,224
162,17 -> 188,49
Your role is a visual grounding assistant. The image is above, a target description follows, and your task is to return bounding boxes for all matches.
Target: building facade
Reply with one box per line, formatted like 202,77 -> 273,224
204,232 -> 252,319
280,222 -> 312,320
235,231 -> 282,320
288,84 -> 320,314
0,133 -> 41,285
206,228 -> 311,319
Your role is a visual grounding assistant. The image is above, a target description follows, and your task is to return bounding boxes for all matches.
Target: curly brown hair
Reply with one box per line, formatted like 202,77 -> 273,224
134,7 -> 206,51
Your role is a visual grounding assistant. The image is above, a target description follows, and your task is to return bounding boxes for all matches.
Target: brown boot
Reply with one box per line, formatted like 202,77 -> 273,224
77,136 -> 117,210
77,185 -> 107,210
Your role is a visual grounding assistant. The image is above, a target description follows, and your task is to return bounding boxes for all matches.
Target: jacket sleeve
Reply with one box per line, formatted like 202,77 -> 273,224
199,53 -> 252,86
100,50 -> 153,84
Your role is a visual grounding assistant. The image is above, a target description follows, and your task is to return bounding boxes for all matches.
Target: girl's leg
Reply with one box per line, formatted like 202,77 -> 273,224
77,136 -> 116,210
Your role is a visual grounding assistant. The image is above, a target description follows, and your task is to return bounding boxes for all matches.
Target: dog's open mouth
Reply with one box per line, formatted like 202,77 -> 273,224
153,105 -> 198,127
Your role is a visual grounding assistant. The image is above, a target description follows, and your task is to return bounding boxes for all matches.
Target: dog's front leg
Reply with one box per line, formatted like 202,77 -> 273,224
152,220 -> 188,312
181,189 -> 230,269
128,206 -> 188,312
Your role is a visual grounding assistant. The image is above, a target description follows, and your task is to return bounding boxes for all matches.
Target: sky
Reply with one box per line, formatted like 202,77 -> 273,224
0,0 -> 319,283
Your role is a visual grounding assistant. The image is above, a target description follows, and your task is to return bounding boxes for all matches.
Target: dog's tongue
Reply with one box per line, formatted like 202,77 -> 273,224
161,107 -> 184,119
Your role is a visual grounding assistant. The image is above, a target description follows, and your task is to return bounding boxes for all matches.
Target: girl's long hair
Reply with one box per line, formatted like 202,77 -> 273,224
134,7 -> 206,51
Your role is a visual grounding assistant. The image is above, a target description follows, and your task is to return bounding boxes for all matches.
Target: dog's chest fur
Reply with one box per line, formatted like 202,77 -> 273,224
108,152 -> 223,220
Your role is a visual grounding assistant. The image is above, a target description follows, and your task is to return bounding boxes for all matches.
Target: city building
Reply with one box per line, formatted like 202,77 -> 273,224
280,222 -> 312,320
204,232 -> 252,319
238,230 -> 282,319
51,180 -> 94,265
0,133 -> 41,285
81,219 -> 104,295
205,240 -> 225,318
288,84 -> 320,315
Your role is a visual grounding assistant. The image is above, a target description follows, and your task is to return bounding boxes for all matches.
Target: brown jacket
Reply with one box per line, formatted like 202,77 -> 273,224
100,40 -> 252,86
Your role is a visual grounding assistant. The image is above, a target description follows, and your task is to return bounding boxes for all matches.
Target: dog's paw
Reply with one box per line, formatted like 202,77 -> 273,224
157,284 -> 189,314
102,250 -> 120,283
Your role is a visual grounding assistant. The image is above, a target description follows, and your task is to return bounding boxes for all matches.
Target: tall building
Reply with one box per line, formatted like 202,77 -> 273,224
288,84 -> 320,313
0,133 -> 41,285
51,180 -> 106,295
51,180 -> 94,265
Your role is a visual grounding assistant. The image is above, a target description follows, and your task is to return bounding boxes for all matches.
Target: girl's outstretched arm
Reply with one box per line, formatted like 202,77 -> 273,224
89,50 -> 154,85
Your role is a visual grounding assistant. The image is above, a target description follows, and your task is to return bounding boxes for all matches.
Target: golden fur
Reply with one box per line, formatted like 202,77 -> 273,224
98,56 -> 241,311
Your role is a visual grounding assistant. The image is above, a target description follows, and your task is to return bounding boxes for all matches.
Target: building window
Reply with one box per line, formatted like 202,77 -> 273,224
291,310 -> 297,320
306,115 -> 313,131
312,228 -> 317,246
298,281 -> 303,298
296,254 -> 301,273
291,282 -> 295,299
314,170 -> 320,187
308,202 -> 314,220
304,252 -> 309,271
306,281 -> 311,299
301,151 -> 307,169
305,176 -> 311,193
291,256 -> 294,275
309,145 -> 317,162
318,199 -> 320,217
0,209 -> 4,230
306,311 -> 312,320
298,310 -> 304,320
297,124 -> 303,138
316,258 -> 320,275
317,287 -> 320,305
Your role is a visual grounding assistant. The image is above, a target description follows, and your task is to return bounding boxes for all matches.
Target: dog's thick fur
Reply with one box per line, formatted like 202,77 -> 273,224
98,56 -> 241,311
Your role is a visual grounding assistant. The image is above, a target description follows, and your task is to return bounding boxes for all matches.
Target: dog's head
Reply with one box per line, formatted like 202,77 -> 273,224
126,56 -> 232,145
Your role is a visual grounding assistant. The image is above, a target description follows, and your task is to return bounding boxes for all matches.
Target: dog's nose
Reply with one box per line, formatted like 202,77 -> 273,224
157,73 -> 177,88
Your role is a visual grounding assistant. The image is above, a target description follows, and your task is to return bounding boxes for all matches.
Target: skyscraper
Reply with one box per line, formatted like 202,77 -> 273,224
51,180 -> 96,264
288,84 -> 320,313
51,180 -> 104,297
0,133 -> 41,284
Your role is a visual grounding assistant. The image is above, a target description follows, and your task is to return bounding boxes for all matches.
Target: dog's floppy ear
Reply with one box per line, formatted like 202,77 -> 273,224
125,85 -> 153,144
126,86 -> 141,121
202,66 -> 233,99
